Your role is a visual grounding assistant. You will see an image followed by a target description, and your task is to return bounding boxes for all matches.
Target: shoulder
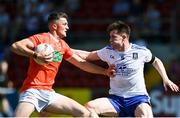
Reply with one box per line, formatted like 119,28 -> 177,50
31,32 -> 49,37
104,45 -> 114,50
97,45 -> 115,58
131,43 -> 148,51
28,32 -> 50,45
59,39 -> 71,50
131,43 -> 152,57
29,32 -> 49,40
60,39 -> 69,46
98,45 -> 115,53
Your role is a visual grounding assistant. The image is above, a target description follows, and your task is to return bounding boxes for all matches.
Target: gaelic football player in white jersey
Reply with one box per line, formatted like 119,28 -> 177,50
73,20 -> 179,117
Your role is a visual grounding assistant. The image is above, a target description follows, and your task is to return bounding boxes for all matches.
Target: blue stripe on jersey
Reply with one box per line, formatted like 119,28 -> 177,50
108,95 -> 151,117
106,45 -> 114,50
131,44 -> 146,50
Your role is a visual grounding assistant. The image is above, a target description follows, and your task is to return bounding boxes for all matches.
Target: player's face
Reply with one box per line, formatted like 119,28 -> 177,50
109,30 -> 125,49
55,18 -> 69,38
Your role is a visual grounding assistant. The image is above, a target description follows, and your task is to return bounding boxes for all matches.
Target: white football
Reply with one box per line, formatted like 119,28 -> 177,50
34,43 -> 54,65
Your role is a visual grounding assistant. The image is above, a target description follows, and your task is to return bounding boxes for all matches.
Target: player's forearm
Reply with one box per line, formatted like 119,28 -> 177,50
11,42 -> 34,58
68,56 -> 107,76
72,49 -> 100,61
72,49 -> 90,60
68,54 -> 108,76
79,61 -> 107,76
152,57 -> 169,81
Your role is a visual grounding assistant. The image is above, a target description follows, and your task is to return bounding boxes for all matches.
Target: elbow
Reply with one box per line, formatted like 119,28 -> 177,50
155,57 -> 161,63
11,42 -> 18,52
152,57 -> 162,66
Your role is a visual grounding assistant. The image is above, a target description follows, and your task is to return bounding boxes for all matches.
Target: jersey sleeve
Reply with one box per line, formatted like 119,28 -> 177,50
28,33 -> 47,48
144,48 -> 153,63
28,34 -> 40,47
97,47 -> 108,62
61,40 -> 73,59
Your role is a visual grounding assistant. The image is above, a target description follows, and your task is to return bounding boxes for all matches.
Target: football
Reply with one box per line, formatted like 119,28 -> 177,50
34,43 -> 54,65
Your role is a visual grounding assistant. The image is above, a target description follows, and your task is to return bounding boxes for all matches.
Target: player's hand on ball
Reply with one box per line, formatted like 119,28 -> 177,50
36,51 -> 53,64
34,43 -> 54,65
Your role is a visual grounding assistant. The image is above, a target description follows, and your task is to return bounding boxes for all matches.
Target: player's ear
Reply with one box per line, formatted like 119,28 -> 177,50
122,34 -> 126,39
52,23 -> 57,30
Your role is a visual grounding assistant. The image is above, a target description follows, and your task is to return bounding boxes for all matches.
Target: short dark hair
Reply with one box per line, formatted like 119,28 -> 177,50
48,11 -> 68,24
107,20 -> 131,36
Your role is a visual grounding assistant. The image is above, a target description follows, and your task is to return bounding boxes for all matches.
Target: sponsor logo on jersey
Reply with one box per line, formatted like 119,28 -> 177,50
53,50 -> 62,62
116,64 -> 136,76
133,53 -> 138,60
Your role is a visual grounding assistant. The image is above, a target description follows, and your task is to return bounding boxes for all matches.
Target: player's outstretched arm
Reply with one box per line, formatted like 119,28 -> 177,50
72,49 -> 100,61
66,53 -> 114,77
152,57 -> 179,92
71,49 -> 90,60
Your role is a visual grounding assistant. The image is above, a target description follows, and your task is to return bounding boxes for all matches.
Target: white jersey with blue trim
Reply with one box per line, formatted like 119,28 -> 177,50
97,43 -> 153,98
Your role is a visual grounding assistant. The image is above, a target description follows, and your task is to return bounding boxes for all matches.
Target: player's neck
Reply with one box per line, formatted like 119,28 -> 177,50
117,42 -> 130,52
48,32 -> 60,42
124,42 -> 130,50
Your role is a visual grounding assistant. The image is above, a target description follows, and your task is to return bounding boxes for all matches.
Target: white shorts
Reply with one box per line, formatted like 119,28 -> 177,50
19,88 -> 58,112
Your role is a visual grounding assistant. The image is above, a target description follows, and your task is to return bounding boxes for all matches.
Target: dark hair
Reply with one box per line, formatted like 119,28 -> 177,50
48,11 -> 68,24
107,20 -> 131,36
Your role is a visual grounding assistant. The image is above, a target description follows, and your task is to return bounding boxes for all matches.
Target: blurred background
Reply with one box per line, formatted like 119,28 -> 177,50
0,0 -> 179,117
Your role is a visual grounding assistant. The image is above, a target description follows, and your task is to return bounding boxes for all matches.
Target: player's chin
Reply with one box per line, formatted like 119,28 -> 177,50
61,33 -> 67,38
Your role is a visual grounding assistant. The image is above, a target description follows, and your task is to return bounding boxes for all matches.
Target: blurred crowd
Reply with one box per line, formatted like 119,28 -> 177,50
0,0 -> 178,51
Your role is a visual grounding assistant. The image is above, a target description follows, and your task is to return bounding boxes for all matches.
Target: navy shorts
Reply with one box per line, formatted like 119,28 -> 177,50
108,95 -> 151,117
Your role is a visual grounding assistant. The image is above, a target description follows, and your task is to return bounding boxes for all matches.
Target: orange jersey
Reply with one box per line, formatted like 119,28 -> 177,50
20,33 -> 73,92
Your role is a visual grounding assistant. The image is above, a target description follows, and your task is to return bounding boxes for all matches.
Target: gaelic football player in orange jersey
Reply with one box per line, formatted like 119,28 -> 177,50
11,11 -> 114,117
